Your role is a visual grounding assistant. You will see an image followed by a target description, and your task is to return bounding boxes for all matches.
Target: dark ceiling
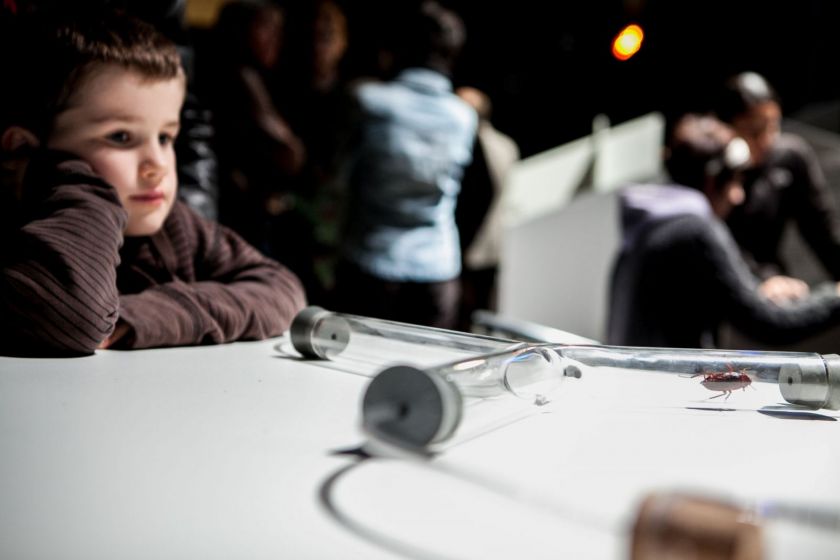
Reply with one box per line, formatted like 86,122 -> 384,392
345,0 -> 840,157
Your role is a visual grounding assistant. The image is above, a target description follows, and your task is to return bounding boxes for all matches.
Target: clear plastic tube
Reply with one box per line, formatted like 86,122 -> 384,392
554,345 -> 840,409
289,307 -> 840,450
289,307 -> 565,449
289,306 -> 525,373
422,344 -> 564,402
416,343 -> 840,411
559,345 -> 817,381
357,345 -> 566,448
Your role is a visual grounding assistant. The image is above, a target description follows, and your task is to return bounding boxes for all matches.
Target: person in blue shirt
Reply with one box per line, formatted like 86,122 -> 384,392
333,1 -> 477,328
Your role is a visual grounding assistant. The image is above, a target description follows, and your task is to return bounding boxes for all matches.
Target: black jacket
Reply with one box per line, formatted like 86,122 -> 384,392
608,184 -> 840,348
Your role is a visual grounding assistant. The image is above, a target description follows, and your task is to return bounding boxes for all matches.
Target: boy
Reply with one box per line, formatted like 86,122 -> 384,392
0,13 -> 306,356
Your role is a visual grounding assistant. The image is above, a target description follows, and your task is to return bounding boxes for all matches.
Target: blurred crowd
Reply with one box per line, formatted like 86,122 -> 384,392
5,0 -> 840,350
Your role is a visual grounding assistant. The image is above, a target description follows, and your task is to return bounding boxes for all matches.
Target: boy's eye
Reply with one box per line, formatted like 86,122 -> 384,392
106,131 -> 131,144
158,133 -> 176,146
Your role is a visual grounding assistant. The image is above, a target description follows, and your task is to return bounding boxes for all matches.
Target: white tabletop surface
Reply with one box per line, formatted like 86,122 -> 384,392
1,336 -> 839,559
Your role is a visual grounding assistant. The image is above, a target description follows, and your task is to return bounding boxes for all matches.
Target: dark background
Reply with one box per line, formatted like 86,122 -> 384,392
344,0 -> 840,158
11,0 -> 840,159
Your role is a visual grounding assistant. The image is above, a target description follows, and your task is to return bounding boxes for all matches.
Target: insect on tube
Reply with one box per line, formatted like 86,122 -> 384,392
555,345 -> 840,410
290,307 -> 840,451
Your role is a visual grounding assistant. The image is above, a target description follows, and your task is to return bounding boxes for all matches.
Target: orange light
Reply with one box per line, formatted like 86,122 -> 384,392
612,24 -> 644,61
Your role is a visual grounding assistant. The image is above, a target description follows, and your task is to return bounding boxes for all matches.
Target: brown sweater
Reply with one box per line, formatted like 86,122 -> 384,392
1,153 -> 306,356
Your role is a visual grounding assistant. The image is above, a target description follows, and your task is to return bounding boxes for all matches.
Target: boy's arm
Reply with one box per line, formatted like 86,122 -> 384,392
116,203 -> 306,349
1,157 -> 126,356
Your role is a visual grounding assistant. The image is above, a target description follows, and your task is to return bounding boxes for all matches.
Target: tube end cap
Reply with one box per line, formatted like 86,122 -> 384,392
290,306 -> 351,359
362,365 -> 462,449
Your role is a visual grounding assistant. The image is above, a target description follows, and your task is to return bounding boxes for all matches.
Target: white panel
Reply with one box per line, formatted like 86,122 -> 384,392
499,135 -> 593,229
498,191 -> 620,341
592,111 -> 665,193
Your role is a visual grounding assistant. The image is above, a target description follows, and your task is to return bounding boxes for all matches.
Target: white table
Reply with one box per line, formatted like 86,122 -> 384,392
1,336 -> 839,559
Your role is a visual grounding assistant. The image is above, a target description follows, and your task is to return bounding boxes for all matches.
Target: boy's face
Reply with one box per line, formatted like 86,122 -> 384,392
47,65 -> 185,236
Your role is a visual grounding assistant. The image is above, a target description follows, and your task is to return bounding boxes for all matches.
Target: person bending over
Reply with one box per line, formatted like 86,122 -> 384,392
607,114 -> 840,348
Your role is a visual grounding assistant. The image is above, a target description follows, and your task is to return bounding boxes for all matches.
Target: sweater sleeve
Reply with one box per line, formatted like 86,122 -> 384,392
699,217 -> 840,345
117,203 -> 306,348
1,157 -> 126,356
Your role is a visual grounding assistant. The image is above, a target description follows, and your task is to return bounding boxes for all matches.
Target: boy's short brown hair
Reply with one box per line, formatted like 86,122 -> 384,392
1,11 -> 183,141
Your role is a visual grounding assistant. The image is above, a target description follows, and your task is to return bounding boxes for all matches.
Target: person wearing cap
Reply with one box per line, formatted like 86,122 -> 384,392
607,114 -> 840,348
715,71 -> 840,304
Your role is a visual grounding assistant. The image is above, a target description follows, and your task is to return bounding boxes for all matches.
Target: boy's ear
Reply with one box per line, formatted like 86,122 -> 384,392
1,126 -> 40,152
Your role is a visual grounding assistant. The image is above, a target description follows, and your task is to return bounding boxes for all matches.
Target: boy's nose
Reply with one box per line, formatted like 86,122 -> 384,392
139,159 -> 166,186
139,146 -> 168,185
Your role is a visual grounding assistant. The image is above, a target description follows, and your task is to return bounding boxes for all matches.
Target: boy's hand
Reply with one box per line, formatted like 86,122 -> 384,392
98,321 -> 130,349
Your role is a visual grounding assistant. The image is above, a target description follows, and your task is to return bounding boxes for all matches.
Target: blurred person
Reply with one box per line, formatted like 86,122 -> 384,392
279,0 -> 349,174
285,0 -> 349,96
607,114 -> 840,348
206,0 -> 320,296
206,0 -> 305,240
275,0 -> 352,304
333,1 -> 477,328
455,86 -> 520,328
715,71 -> 840,304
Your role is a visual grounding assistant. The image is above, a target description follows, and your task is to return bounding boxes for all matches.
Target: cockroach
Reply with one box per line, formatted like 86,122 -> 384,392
691,365 -> 752,400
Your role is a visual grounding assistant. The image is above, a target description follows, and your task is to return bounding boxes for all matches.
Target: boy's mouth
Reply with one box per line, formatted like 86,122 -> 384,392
130,191 -> 166,204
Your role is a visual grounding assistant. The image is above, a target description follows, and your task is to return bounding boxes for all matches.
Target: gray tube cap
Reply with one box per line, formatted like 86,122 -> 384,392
362,365 -> 463,450
290,306 -> 351,359
778,354 -> 840,410
824,354 -> 840,410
